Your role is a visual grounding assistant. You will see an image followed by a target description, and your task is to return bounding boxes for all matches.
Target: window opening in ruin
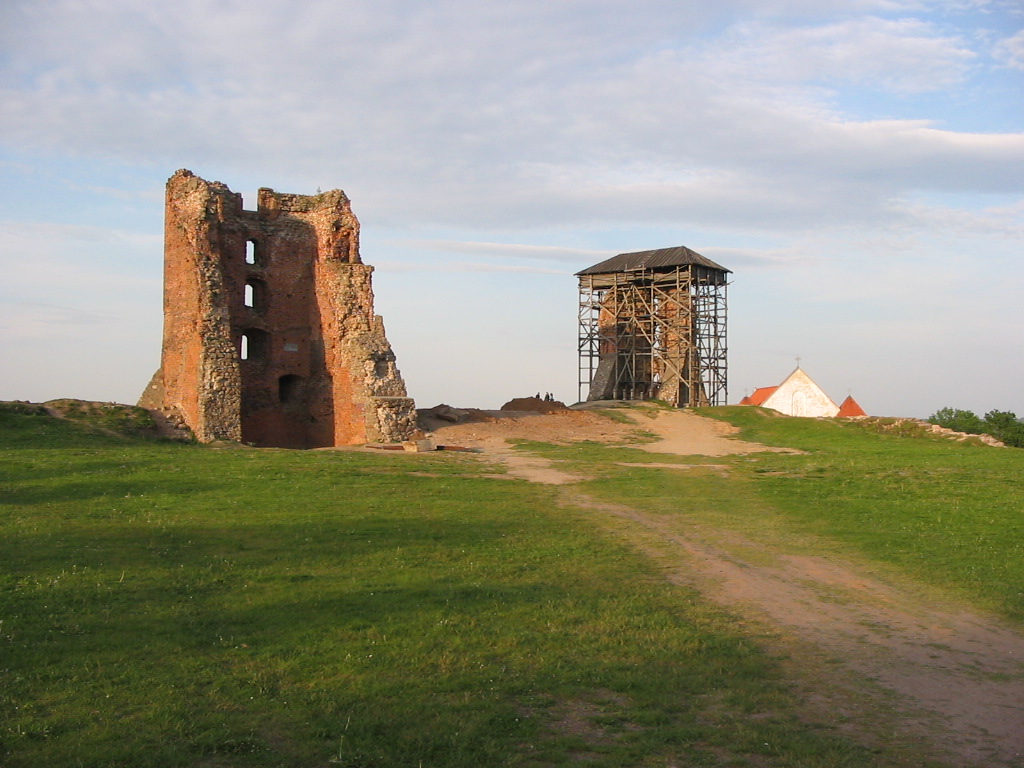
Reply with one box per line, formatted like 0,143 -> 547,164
245,239 -> 259,265
279,374 -> 303,403
244,279 -> 266,312
240,329 -> 268,361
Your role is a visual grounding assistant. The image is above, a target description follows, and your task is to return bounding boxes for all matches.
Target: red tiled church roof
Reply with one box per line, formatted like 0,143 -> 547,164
836,395 -> 867,417
745,386 -> 778,406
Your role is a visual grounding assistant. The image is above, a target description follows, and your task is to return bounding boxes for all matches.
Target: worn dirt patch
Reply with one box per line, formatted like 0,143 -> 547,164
424,407 -> 633,484
630,407 -> 799,457
483,448 -> 581,486
426,406 -> 790,484
424,407 -> 636,448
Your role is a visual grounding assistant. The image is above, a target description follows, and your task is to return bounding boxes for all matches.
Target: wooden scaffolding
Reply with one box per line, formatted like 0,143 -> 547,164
577,246 -> 730,407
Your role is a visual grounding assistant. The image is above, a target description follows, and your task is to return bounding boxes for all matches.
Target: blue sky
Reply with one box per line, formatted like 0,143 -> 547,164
1,0 -> 1021,418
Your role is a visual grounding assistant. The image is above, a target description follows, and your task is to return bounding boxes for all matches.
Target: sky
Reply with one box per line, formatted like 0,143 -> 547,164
1,0 -> 1022,419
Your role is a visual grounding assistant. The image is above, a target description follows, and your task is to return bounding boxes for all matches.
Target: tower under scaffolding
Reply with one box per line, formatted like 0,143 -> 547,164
577,246 -> 730,407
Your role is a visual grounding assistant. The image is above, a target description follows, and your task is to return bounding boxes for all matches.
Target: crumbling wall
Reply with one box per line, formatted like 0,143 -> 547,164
140,169 -> 415,447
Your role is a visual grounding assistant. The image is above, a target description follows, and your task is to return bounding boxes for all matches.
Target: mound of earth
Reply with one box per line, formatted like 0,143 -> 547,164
8,399 -> 194,442
500,396 -> 568,413
416,403 -> 502,433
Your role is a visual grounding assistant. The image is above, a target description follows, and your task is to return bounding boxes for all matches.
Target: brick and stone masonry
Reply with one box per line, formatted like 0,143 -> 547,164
139,169 -> 416,448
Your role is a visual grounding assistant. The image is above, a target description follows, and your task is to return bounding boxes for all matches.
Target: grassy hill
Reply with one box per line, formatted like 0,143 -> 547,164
1,403 -> 1021,767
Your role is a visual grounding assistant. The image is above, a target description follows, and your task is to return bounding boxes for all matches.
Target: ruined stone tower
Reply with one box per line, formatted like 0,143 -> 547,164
139,169 -> 416,448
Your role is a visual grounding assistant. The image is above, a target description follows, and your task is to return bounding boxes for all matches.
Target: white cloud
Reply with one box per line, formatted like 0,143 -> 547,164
993,28 -> 1024,69
895,196 -> 1024,238
0,300 -> 115,338
375,260 -> 567,276
2,0 -> 1020,239
704,16 -> 976,93
0,221 -> 160,345
391,239 -> 612,263
700,246 -> 814,269
0,221 -> 160,282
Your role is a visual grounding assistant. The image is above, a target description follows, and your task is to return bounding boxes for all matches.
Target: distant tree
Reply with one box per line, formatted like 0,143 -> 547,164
928,408 -> 986,435
983,410 -> 1024,448
928,407 -> 1024,447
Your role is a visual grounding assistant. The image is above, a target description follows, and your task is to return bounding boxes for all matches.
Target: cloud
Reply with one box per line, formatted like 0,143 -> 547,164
0,221 -> 161,342
0,300 -> 115,339
895,196 -> 1024,239
994,28 -> 1024,69
699,246 -> 814,270
391,239 -> 614,263
1,0 -> 1020,242
0,221 -> 160,275
704,16 -> 976,93
375,259 -> 567,276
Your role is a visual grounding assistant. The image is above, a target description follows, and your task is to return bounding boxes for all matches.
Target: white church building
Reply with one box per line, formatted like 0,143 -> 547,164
739,366 -> 866,418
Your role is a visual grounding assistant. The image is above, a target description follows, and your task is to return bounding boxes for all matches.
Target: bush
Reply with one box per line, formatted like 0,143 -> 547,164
928,407 -> 985,435
929,407 -> 1024,447
984,410 -> 1024,448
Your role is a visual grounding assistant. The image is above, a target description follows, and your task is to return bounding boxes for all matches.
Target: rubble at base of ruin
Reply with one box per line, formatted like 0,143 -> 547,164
139,169 -> 416,448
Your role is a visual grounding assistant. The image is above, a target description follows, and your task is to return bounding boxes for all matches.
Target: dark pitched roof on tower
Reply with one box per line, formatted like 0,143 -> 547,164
576,245 -> 731,276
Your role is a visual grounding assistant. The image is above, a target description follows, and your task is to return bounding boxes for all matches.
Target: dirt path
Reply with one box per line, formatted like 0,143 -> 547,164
577,492 -> 1024,766
431,407 -> 1024,766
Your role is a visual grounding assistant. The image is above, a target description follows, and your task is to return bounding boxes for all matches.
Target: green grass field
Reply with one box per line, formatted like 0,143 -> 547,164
2,403 -> 1021,767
